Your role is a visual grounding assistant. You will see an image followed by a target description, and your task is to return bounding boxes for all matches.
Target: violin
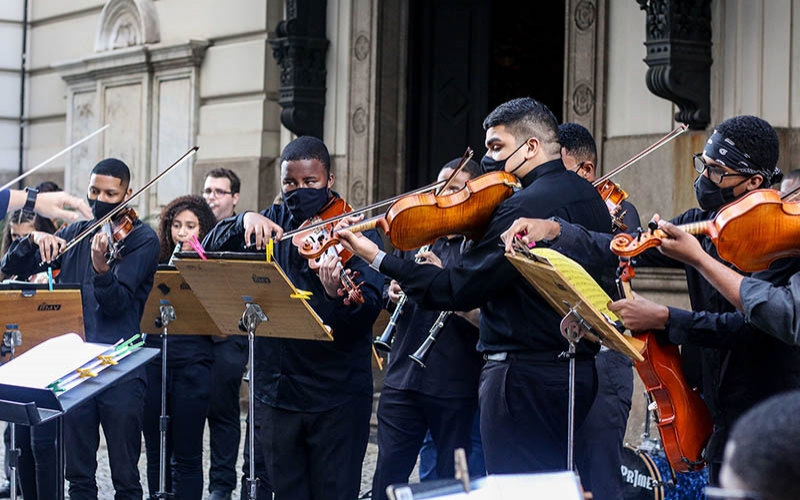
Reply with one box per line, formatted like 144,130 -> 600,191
592,124 -> 688,232
291,196 -> 364,306
616,258 -> 712,473
341,170 -> 520,251
610,189 -> 800,272
101,207 -> 139,264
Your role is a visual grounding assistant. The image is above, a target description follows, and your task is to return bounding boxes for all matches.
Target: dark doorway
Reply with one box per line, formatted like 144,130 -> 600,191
405,0 -> 565,190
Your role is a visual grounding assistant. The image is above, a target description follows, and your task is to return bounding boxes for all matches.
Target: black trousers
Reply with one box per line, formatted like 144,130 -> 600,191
260,396 -> 371,500
574,350 -> 633,500
15,418 -> 58,500
207,338 -> 248,494
65,372 -> 147,500
142,360 -> 212,499
479,357 -> 597,473
372,387 -> 477,500
240,397 -> 272,500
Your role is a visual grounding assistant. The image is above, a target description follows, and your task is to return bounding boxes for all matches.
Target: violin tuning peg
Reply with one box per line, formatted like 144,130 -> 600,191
337,288 -> 345,298
352,271 -> 360,279
343,297 -> 351,306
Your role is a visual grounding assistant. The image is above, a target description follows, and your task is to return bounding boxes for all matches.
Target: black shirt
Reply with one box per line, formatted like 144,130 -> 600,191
383,237 -> 483,399
551,208 -> 800,462
379,159 -> 613,354
202,199 -> 385,412
1,218 -> 160,344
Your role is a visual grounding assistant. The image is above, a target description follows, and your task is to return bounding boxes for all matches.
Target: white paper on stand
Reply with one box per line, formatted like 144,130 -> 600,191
0,333 -> 111,389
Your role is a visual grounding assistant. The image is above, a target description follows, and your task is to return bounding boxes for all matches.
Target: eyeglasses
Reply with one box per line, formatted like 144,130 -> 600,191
203,188 -> 233,197
693,154 -> 750,186
704,486 -> 762,500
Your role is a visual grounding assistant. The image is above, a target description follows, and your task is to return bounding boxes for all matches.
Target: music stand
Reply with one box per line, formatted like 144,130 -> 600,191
140,265 -> 222,499
173,251 -> 332,500
0,338 -> 158,500
506,248 -> 644,471
0,284 -> 84,358
0,284 -> 84,499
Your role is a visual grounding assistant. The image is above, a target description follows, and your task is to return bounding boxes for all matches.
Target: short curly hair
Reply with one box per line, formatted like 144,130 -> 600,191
157,195 -> 217,263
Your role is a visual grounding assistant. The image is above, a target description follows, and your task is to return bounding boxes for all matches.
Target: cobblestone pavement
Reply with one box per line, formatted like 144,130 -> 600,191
2,409 -> 419,499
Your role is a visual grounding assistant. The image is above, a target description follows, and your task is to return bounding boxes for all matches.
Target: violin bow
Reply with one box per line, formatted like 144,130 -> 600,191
1,124 -> 110,191
51,146 -> 199,260
593,123 -> 689,187
435,147 -> 473,195
781,182 -> 800,202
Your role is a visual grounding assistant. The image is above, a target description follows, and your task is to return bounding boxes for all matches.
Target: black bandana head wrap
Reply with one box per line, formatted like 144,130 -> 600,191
703,130 -> 783,185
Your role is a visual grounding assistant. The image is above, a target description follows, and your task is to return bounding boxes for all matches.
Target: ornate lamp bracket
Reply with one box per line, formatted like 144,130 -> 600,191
637,0 -> 712,130
268,0 -> 330,138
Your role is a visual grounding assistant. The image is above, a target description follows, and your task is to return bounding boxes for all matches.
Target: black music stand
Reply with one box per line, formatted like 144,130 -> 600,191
173,251 -> 332,500
0,345 -> 158,500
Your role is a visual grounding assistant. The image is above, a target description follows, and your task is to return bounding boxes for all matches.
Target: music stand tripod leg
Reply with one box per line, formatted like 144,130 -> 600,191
559,301 -> 590,472
240,301 -> 267,500
155,301 -> 176,499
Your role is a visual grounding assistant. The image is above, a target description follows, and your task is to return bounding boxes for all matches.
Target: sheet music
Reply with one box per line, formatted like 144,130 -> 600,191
0,333 -> 111,389
531,248 -> 620,322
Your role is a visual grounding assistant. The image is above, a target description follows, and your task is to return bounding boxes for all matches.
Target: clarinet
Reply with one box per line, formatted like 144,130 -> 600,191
373,244 -> 431,352
408,310 -> 453,368
374,294 -> 406,352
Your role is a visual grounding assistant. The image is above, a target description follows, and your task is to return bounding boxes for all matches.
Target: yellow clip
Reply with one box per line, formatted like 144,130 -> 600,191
290,289 -> 313,300
77,367 -> 98,378
266,238 -> 274,263
98,355 -> 118,366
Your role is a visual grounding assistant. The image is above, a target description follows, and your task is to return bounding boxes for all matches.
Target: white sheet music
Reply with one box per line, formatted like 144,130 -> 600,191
413,471 -> 584,499
0,333 -> 111,389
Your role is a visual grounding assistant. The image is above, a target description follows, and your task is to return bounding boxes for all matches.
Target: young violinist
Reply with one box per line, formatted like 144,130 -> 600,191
371,158 -> 485,500
140,195 -> 218,499
202,136 -> 384,500
337,97 -> 614,475
558,122 -> 638,500
1,158 -> 161,499
501,115 -> 800,485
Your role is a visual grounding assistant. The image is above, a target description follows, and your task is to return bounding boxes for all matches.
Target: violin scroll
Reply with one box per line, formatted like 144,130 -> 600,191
337,269 -> 364,306
609,229 -> 668,258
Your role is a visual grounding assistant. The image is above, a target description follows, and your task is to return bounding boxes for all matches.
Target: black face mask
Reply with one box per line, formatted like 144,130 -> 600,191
693,174 -> 745,211
87,198 -> 121,220
480,140 -> 529,175
283,186 -> 330,222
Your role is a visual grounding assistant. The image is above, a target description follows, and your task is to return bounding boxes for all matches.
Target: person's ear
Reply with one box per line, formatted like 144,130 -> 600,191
327,172 -> 335,189
745,174 -> 765,192
524,138 -> 540,160
124,187 -> 133,201
580,161 -> 596,179
232,193 -> 240,206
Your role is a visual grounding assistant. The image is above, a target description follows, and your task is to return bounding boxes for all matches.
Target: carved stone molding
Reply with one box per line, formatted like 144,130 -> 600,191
268,0 -> 329,139
564,0 -> 606,160
637,0 -> 712,130
95,0 -> 160,52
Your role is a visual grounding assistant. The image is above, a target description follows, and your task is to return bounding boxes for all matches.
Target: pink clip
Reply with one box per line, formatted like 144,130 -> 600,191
188,235 -> 207,260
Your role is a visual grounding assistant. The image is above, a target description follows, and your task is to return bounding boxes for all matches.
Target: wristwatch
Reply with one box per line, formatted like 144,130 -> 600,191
23,187 -> 38,212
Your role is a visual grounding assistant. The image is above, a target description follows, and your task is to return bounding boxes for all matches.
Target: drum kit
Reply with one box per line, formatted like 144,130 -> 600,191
620,394 -> 709,500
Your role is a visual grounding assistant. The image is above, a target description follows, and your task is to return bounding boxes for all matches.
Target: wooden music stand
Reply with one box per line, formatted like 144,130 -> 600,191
506,250 -> 644,362
140,266 -> 221,335
0,284 -> 84,359
173,252 -> 332,341
173,251 -> 332,500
